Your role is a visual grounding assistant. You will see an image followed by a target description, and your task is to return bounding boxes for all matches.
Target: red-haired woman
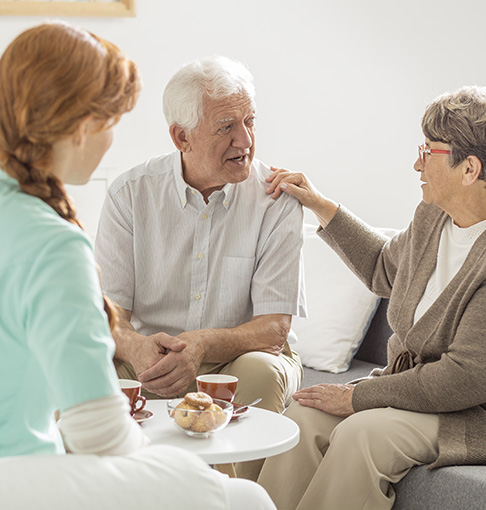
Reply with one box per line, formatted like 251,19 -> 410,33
0,21 -> 274,509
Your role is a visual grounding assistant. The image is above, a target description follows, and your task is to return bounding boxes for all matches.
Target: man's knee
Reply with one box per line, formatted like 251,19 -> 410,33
224,352 -> 289,411
231,351 -> 284,382
227,351 -> 295,397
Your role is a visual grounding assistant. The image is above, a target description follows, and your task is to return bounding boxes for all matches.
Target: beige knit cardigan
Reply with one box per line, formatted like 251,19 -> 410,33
319,201 -> 486,469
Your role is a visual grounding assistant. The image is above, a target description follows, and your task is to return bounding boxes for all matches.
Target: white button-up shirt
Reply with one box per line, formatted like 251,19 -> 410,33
95,151 -> 306,338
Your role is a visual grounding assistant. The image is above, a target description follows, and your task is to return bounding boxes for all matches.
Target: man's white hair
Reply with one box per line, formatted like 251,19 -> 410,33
163,56 -> 255,132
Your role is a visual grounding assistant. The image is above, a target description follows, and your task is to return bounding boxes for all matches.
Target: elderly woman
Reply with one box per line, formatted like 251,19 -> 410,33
258,85 -> 486,510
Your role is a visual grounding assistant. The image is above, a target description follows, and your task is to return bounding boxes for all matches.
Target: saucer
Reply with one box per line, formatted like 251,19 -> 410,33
133,409 -> 153,424
231,402 -> 250,421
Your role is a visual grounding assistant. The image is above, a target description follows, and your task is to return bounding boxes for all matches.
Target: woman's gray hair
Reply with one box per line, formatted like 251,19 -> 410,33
422,86 -> 486,180
163,56 -> 255,132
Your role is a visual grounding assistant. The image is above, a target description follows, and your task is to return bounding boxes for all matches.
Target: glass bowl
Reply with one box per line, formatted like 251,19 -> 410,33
167,398 -> 233,438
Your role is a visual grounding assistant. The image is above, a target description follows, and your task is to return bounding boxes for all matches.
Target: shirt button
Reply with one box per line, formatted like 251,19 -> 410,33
201,214 -> 207,220
197,253 -> 204,259
195,293 -> 201,300
191,190 -> 196,195
224,200 -> 229,207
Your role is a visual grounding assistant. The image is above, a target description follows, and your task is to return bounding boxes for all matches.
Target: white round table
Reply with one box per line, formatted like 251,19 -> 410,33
141,400 -> 300,464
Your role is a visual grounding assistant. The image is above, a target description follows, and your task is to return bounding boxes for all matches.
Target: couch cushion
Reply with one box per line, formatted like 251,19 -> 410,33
393,464 -> 486,510
302,359 -> 378,388
355,298 -> 392,366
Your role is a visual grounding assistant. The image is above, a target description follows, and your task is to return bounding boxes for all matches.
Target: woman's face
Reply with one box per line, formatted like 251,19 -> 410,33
413,138 -> 462,210
52,117 -> 114,186
79,125 -> 113,184
73,120 -> 114,185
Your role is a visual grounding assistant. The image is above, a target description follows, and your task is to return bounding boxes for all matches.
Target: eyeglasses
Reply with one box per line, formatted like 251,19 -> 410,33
418,143 -> 451,165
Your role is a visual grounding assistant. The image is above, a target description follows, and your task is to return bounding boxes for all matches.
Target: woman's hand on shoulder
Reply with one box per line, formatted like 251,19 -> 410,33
265,167 -> 322,208
293,383 -> 355,417
266,167 -> 339,226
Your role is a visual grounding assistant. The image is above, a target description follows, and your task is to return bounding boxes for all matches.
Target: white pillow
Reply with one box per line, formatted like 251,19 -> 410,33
293,224 -> 396,373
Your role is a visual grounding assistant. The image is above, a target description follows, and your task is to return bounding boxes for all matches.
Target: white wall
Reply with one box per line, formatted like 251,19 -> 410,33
2,0 -> 486,234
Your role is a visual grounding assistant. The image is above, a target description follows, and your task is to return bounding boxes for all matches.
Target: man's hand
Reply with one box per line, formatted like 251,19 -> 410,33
114,309 -> 290,397
129,331 -> 186,379
293,383 -> 355,417
138,331 -> 206,397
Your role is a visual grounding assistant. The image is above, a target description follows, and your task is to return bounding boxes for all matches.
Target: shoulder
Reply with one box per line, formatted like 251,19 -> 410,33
108,151 -> 178,197
0,188 -> 92,270
411,201 -> 448,232
414,201 -> 446,221
245,159 -> 301,210
248,158 -> 278,188
249,158 -> 272,182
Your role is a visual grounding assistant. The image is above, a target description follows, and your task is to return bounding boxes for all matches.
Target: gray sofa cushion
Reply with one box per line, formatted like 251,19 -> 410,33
303,358 -> 376,386
354,297 -> 391,366
394,465 -> 486,510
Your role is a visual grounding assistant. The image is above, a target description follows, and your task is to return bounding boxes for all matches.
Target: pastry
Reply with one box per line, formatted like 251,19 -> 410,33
184,392 -> 213,409
172,392 -> 227,433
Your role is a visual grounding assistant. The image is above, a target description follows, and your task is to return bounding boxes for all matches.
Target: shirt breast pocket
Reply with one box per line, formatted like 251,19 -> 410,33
219,256 -> 255,324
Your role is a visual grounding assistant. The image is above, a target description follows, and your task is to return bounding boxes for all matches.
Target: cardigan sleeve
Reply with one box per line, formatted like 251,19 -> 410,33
318,205 -> 409,298
352,283 -> 486,413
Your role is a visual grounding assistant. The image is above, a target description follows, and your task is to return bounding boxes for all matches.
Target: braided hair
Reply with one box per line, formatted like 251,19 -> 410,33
0,21 -> 141,330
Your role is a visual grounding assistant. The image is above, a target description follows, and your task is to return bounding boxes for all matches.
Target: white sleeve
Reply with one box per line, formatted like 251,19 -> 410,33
95,185 -> 135,311
58,394 -> 150,455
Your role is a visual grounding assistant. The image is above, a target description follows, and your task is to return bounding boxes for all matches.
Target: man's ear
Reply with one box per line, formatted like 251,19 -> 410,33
169,124 -> 191,152
462,155 -> 483,186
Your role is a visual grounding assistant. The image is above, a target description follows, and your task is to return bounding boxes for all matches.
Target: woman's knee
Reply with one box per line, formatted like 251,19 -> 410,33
285,401 -> 345,448
330,407 -> 439,457
331,408 -> 395,444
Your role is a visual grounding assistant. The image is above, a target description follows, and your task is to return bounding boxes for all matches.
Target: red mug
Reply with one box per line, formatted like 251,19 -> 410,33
119,379 -> 146,416
196,374 -> 238,403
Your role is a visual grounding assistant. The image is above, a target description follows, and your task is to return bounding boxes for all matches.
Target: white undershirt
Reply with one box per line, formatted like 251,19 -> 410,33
58,394 -> 150,455
414,218 -> 486,324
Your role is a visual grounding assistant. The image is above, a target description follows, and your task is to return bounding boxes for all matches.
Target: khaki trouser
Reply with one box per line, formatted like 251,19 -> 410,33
257,402 -> 439,510
114,344 -> 303,481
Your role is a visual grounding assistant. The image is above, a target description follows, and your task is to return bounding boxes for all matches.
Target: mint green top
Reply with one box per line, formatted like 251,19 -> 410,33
0,172 -> 120,457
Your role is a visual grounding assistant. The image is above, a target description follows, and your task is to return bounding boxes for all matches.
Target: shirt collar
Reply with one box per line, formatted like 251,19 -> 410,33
173,152 -> 235,210
221,183 -> 235,210
0,169 -> 13,182
173,152 -> 190,208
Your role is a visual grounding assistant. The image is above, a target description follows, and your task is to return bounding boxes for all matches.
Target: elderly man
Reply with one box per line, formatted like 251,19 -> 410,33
95,56 -> 306,478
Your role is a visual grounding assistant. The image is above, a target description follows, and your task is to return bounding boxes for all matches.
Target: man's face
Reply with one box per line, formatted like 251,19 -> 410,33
183,92 -> 256,189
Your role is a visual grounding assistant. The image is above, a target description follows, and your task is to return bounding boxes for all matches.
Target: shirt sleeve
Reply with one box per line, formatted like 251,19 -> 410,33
251,194 -> 307,318
59,394 -> 150,455
23,227 -> 120,412
95,184 -> 135,311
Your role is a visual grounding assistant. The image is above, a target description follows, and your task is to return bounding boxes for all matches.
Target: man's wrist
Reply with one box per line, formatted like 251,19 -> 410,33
113,326 -> 145,364
192,329 -> 211,364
